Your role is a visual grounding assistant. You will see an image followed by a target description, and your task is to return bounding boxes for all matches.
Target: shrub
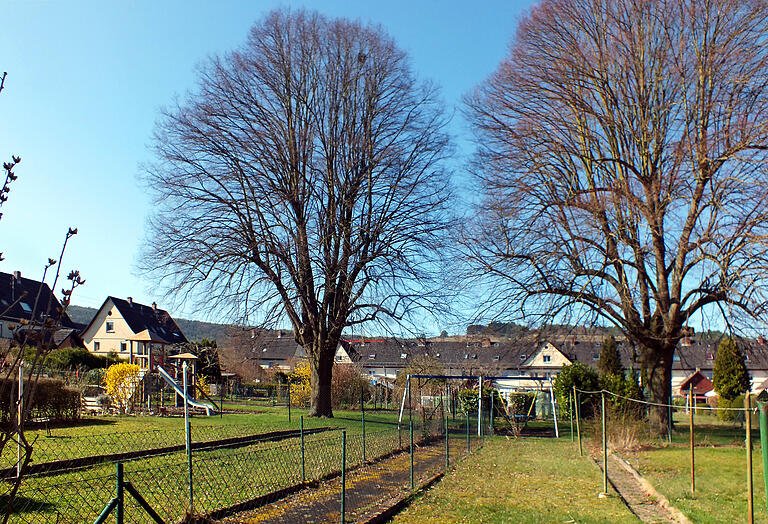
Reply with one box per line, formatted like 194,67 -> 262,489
507,392 -> 536,418
0,377 -> 80,425
717,394 -> 746,424
553,362 -> 600,418
600,369 -> 644,417
289,360 -> 311,407
105,363 -> 141,414
331,363 -> 370,409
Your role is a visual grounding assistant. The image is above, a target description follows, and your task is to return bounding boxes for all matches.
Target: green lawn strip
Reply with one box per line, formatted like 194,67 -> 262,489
394,437 -> 637,524
2,408 -> 404,469
626,445 -> 768,524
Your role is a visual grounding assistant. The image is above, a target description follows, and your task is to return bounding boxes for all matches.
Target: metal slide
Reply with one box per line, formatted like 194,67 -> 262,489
156,365 -> 216,416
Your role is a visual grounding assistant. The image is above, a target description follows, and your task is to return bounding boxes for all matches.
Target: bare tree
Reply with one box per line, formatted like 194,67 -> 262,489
464,0 -> 768,433
143,9 -> 453,417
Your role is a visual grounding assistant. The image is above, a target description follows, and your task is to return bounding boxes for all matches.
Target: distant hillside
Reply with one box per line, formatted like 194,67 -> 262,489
65,304 -> 235,343
67,305 -> 98,325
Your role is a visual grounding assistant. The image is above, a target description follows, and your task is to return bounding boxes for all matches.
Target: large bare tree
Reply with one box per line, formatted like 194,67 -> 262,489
143,10 -> 452,417
464,0 -> 768,432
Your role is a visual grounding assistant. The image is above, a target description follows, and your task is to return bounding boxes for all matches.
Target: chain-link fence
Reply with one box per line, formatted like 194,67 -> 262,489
4,380 -> 483,523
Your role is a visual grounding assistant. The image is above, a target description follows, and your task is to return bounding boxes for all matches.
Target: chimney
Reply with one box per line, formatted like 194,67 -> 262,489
127,297 -> 133,306
13,271 -> 21,281
278,330 -> 283,339
152,301 -> 157,311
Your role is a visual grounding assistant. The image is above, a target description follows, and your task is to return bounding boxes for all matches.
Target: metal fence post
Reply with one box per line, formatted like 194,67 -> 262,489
466,411 -> 470,453
489,390 -> 494,433
601,392 -> 607,495
569,390 -> 574,443
410,416 -> 414,491
478,376 -> 483,438
361,386 -> 366,462
116,462 -> 124,524
288,384 -> 291,422
16,361 -> 23,480
667,393 -> 672,444
300,415 -> 306,483
758,397 -> 768,514
341,430 -> 346,524
689,388 -> 695,495
574,386 -> 582,457
183,362 -> 193,514
445,385 -> 450,469
747,392 -> 754,524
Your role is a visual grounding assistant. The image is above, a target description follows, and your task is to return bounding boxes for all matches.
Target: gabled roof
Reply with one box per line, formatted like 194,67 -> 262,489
0,271 -> 76,328
678,369 -> 713,395
250,332 -> 303,361
82,296 -> 188,345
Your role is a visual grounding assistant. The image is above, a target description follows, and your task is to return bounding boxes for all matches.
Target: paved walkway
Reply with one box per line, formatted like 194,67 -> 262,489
600,454 -> 689,524
223,438 -> 464,524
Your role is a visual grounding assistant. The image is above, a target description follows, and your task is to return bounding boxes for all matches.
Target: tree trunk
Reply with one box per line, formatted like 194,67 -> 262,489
308,348 -> 334,418
643,343 -> 674,435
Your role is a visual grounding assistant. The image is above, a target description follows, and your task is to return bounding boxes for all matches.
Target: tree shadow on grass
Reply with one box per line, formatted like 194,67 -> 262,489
1,493 -> 57,514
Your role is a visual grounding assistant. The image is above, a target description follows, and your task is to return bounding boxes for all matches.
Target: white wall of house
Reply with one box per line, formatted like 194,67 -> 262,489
81,300 -> 133,358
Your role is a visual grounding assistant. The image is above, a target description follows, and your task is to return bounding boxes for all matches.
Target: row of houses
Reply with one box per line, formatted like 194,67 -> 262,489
2,270 -> 765,398
253,330 -> 768,398
0,271 -> 188,374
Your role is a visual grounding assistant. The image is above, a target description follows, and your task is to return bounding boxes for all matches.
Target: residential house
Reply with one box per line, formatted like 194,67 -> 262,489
0,270 -> 82,345
81,297 -> 188,371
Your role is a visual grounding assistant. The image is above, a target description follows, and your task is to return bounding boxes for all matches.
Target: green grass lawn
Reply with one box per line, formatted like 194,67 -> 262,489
394,436 -> 637,523
3,406 -> 405,469
8,406 -> 449,523
625,445 -> 766,524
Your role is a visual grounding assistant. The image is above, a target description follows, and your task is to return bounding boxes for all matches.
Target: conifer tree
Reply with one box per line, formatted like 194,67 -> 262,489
712,338 -> 751,400
598,335 -> 623,377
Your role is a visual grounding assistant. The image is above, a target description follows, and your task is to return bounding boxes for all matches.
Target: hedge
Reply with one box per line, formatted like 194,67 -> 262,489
0,376 -> 81,425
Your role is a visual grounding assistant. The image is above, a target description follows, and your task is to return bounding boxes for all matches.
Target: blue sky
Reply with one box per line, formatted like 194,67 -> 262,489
0,0 -> 534,324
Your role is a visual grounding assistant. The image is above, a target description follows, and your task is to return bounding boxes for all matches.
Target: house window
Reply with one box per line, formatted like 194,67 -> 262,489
20,302 -> 32,313
543,355 -> 551,363
120,342 -> 127,352
706,353 -> 714,360
673,355 -> 680,362
592,353 -> 599,360
94,342 -> 100,351
400,353 -> 407,359
368,354 -> 376,360
106,321 -> 115,333
493,355 -> 500,361
520,354 -> 527,361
